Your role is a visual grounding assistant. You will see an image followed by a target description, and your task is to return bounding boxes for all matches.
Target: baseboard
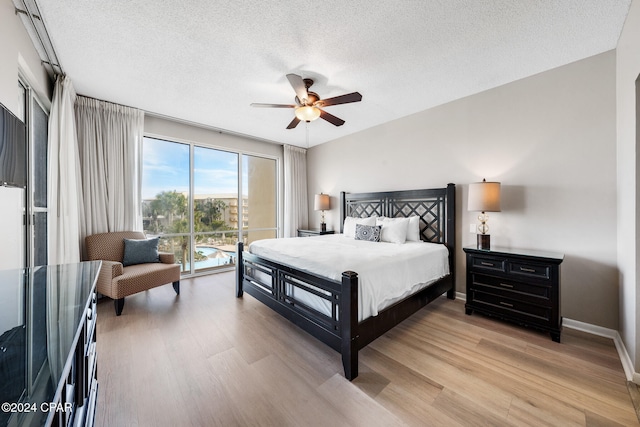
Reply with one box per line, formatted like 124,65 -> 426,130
452,293 -> 639,384
561,318 -> 637,384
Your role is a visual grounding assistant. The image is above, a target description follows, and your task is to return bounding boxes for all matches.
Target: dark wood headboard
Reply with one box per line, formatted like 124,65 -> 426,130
339,184 -> 456,262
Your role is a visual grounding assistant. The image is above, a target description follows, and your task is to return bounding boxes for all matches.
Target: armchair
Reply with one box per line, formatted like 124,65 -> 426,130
85,231 -> 180,315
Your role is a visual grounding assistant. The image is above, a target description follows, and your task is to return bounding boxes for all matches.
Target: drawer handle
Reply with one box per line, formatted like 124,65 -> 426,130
480,262 -> 494,267
499,283 -> 514,288
499,301 -> 513,307
519,267 -> 536,273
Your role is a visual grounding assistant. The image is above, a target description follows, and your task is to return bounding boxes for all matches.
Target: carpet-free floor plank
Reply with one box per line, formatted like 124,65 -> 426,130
95,272 -> 637,426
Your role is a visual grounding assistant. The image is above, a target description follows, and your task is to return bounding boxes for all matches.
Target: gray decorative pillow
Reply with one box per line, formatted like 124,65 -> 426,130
122,237 -> 160,267
355,224 -> 381,242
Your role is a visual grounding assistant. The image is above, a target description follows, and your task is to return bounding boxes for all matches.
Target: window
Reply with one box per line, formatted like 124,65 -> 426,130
142,136 -> 278,276
141,138 -> 191,273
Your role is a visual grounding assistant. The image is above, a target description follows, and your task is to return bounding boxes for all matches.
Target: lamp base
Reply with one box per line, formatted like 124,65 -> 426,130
320,223 -> 327,232
477,234 -> 490,250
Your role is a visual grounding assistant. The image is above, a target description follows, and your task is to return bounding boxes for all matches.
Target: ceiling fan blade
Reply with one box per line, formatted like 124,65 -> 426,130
251,103 -> 296,108
286,74 -> 309,104
319,109 -> 345,127
286,116 -> 301,129
315,92 -> 362,108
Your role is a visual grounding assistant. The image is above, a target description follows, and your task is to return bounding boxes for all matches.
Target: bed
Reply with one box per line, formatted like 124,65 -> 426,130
235,184 -> 456,380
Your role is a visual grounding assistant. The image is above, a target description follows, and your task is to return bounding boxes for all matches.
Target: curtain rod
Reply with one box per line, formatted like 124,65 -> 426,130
15,0 -> 64,77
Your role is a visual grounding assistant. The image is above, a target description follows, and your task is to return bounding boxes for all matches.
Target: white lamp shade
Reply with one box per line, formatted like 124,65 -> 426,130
314,193 -> 330,211
295,106 -> 321,121
468,181 -> 501,212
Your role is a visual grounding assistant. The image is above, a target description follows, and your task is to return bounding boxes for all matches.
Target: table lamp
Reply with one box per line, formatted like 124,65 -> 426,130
468,179 -> 501,250
314,193 -> 330,232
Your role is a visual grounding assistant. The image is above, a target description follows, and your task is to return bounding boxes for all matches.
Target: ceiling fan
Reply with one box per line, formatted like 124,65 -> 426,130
251,74 -> 362,129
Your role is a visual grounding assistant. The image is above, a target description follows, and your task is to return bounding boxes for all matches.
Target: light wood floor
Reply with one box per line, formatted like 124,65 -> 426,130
95,272 -> 638,426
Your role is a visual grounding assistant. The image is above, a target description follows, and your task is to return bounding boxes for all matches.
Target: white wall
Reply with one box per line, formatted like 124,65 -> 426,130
307,51 -> 618,330
616,0 -> 640,374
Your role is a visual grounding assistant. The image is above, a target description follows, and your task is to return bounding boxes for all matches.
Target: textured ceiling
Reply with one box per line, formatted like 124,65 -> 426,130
35,0 -> 631,147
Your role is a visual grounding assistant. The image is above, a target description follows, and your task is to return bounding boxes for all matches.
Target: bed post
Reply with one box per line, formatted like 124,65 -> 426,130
341,270 -> 359,380
340,191 -> 346,233
236,241 -> 244,298
446,183 -> 456,300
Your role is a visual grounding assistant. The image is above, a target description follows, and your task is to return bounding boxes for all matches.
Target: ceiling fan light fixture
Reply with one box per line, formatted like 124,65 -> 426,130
295,105 -> 321,122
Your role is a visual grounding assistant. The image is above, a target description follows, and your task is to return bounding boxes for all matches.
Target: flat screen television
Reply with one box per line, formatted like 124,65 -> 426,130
0,101 -> 27,188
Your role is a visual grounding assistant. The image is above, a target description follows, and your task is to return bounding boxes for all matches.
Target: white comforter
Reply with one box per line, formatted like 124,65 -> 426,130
248,234 -> 450,321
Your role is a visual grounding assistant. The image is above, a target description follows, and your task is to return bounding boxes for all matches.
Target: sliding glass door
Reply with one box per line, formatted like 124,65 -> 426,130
141,138 -> 191,272
17,78 -> 49,268
142,136 -> 278,276
193,146 -> 238,273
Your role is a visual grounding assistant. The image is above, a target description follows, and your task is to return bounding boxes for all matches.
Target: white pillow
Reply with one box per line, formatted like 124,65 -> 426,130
379,217 -> 410,244
343,216 -> 377,238
406,216 -> 420,242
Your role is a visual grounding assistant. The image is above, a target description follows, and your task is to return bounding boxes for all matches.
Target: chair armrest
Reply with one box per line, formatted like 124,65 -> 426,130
95,260 -> 123,298
159,252 -> 175,264
102,260 -> 123,278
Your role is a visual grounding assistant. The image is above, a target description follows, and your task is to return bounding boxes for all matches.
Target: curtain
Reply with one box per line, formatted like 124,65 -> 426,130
75,97 -> 144,243
48,75 -> 84,264
283,145 -> 308,237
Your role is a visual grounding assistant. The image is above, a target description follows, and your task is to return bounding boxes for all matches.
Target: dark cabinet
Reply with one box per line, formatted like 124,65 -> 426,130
463,246 -> 564,342
0,262 -> 100,427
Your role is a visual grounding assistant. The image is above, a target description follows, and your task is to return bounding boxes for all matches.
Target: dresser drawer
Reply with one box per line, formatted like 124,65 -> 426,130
508,261 -> 551,280
470,273 -> 552,303
470,256 -> 505,273
471,290 -> 552,323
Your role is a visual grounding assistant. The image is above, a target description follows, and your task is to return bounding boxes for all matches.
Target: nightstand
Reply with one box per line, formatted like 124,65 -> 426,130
297,229 -> 335,237
463,246 -> 564,342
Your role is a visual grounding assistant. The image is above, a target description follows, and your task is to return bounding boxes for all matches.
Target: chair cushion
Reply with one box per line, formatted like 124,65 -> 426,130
122,237 -> 160,267
112,263 -> 181,298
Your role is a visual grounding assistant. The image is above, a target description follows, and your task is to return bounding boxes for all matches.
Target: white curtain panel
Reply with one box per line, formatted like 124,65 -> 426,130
48,76 -> 85,264
75,97 -> 144,239
283,145 -> 309,237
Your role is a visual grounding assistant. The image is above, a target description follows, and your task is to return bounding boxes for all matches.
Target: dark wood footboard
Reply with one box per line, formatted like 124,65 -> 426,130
236,241 -> 360,379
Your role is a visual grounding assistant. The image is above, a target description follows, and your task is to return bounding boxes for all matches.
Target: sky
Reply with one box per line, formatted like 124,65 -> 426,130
142,137 -> 248,200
